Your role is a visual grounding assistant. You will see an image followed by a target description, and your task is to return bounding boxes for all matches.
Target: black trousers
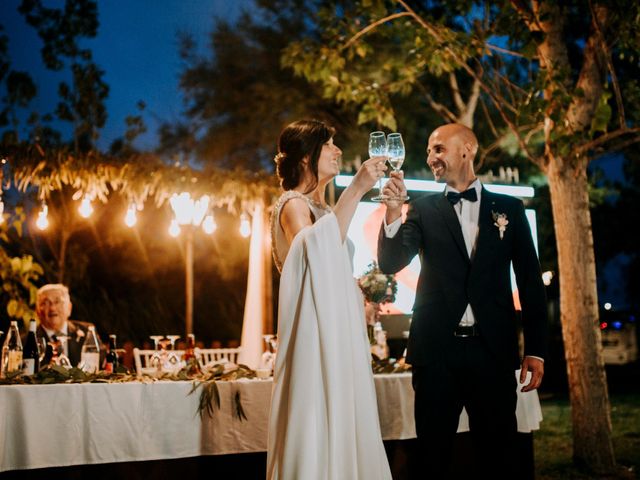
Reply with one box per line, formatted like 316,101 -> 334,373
411,336 -> 518,479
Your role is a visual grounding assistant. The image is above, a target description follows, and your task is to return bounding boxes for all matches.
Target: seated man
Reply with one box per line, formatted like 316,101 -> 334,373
36,283 -> 101,367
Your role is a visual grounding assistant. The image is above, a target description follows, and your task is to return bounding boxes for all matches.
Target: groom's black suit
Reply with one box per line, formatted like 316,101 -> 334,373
378,187 -> 547,477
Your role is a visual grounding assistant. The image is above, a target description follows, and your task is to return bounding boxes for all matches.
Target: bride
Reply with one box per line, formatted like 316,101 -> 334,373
267,119 -> 392,480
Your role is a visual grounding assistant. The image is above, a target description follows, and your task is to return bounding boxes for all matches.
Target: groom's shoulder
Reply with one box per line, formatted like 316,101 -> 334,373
483,188 -> 524,209
410,192 -> 441,209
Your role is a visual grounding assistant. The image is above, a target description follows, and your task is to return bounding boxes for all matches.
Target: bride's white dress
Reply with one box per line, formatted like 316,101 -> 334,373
267,191 -> 392,480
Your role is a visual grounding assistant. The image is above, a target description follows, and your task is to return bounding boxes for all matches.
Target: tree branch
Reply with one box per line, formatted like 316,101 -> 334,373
572,127 -> 640,158
342,12 -> 412,51
589,0 -> 625,129
395,0 -> 532,160
449,73 -> 465,112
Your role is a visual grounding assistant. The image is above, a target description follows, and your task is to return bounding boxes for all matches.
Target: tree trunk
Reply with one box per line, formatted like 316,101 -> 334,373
546,159 -> 616,473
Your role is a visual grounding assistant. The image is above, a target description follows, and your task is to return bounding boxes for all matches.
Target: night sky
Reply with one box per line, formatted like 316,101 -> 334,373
1,0 -> 254,150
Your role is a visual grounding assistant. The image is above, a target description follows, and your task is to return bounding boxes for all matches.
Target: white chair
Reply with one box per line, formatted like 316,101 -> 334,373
196,347 -> 242,368
133,348 -> 186,377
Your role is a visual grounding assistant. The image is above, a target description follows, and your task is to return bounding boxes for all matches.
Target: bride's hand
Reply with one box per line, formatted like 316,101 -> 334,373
352,157 -> 387,194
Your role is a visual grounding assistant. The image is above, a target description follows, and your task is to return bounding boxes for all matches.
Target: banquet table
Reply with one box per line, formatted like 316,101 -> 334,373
0,372 -> 542,473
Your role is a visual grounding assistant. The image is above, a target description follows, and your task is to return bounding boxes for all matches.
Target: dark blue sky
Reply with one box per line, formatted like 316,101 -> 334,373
1,0 -> 254,150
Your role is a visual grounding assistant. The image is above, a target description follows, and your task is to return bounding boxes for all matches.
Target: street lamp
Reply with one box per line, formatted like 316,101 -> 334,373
169,192 -> 211,338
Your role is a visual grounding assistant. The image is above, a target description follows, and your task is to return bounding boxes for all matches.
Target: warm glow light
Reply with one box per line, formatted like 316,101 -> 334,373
169,192 -> 210,226
604,302 -> 612,311
124,205 -> 137,227
239,213 -> 251,238
542,271 -> 554,286
0,199 -> 4,224
169,219 -> 180,237
36,204 -> 49,230
202,214 -> 217,234
78,196 -> 93,218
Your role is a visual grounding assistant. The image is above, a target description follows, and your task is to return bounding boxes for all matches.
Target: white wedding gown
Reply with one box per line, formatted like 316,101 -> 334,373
267,191 -> 392,480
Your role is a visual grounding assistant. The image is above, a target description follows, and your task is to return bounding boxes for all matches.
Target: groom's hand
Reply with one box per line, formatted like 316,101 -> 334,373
383,171 -> 407,222
520,356 -> 544,392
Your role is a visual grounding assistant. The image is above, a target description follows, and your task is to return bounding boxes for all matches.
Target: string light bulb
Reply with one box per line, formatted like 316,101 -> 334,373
0,197 -> 4,224
124,204 -> 137,227
239,213 -> 251,238
169,218 -> 180,237
78,196 -> 93,218
36,203 -> 49,230
202,214 -> 217,234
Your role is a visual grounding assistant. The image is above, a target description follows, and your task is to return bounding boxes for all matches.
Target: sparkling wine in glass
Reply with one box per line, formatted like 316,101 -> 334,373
369,131 -> 388,202
386,133 -> 409,201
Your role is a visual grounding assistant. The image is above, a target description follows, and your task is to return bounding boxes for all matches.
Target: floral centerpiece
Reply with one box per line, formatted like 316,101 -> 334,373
357,261 -> 398,305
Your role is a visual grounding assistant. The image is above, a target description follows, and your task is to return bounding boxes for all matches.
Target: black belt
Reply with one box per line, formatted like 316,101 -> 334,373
453,325 -> 479,337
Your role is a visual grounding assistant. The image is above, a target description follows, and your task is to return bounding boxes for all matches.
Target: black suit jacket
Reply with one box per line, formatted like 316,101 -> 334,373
378,188 -> 548,369
36,320 -> 100,367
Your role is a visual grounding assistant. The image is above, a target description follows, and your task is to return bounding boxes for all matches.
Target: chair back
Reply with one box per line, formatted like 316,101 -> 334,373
133,348 -> 186,377
196,347 -> 242,367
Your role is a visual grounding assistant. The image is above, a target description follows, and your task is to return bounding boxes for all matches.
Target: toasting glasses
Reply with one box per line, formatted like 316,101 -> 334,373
386,133 -> 409,201
369,131 -> 388,202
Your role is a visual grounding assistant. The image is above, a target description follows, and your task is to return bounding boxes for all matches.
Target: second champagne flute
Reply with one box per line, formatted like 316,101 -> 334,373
386,132 -> 409,201
369,131 -> 388,202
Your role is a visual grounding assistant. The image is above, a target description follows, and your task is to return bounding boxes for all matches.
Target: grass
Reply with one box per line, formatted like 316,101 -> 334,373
535,393 -> 640,479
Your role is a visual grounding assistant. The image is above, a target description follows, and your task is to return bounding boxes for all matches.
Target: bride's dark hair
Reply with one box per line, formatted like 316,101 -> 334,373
274,119 -> 336,192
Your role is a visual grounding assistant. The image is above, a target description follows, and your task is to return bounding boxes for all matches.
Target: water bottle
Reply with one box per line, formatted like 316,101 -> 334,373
1,321 -> 23,378
80,326 -> 100,373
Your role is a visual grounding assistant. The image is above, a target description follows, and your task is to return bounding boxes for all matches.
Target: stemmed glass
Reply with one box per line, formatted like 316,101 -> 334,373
386,133 -> 409,201
166,335 -> 182,368
149,335 -> 164,370
369,131 -> 388,202
54,335 -> 71,367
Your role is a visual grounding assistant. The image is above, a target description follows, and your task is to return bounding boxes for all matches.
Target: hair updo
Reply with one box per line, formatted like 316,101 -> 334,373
274,119 -> 336,192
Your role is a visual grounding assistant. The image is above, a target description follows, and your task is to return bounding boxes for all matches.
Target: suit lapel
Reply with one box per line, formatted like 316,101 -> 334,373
472,188 -> 498,264
435,194 -> 469,262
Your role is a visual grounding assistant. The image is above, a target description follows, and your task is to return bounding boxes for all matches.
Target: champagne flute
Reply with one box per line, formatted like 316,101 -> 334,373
386,133 -> 409,201
369,131 -> 388,202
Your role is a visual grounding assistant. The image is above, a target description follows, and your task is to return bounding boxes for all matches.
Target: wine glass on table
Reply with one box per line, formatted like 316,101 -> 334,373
54,335 -> 71,368
149,335 -> 164,371
369,131 -> 388,202
166,335 -> 182,369
386,133 -> 409,201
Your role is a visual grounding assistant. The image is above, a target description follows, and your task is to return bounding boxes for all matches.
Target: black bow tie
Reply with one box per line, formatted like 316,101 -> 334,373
446,188 -> 478,205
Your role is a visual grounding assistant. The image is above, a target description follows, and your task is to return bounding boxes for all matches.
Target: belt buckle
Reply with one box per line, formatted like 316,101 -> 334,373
454,325 -> 476,337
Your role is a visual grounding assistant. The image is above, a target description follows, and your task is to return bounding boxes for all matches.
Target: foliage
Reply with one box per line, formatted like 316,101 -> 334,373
4,147 -> 279,213
18,0 -> 109,151
0,206 -> 43,325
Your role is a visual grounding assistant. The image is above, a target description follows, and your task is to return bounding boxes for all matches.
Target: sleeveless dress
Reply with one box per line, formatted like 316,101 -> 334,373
267,190 -> 392,480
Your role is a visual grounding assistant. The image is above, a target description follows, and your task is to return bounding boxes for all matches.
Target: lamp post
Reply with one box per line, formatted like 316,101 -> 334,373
169,193 -> 213,338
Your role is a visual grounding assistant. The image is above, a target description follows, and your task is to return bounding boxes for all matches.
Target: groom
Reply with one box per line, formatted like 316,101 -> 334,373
378,123 -> 547,477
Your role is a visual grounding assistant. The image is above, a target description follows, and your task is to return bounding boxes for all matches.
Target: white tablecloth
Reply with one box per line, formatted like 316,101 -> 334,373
0,372 -> 541,472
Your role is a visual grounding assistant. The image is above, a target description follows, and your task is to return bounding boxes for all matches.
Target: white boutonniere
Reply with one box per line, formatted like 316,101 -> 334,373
492,211 -> 509,239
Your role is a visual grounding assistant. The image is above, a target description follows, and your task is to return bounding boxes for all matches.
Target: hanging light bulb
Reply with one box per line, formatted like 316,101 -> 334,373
0,197 -> 4,224
36,203 -> 49,230
239,213 -> 251,238
202,213 -> 217,234
124,204 -> 137,227
169,218 -> 180,237
78,196 -> 93,218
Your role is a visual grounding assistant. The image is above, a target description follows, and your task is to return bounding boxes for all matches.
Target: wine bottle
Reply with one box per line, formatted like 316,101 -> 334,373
103,334 -> 118,373
1,321 -> 23,378
80,326 -> 100,373
22,319 -> 40,375
184,333 -> 201,375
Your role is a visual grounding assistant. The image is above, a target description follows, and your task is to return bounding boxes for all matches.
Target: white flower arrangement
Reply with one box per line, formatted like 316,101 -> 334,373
492,211 -> 509,239
358,261 -> 397,304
